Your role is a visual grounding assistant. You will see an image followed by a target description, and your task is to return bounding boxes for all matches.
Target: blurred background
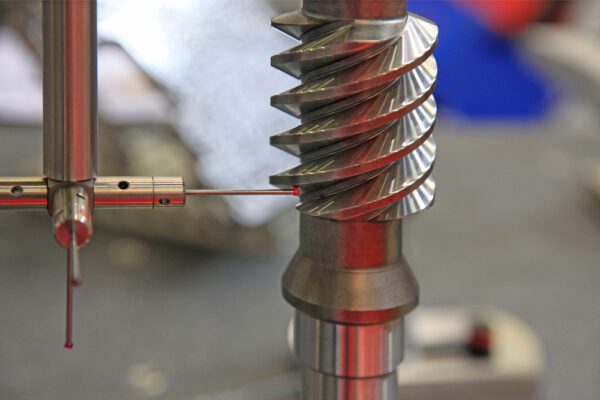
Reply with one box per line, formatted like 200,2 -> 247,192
0,0 -> 599,399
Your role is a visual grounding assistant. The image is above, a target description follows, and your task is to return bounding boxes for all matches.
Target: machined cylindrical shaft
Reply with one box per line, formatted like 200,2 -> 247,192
43,0 -> 98,250
43,0 -> 97,182
42,0 -> 98,349
270,0 -> 438,398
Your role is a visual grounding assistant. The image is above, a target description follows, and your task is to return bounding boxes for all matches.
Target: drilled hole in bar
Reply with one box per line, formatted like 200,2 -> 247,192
10,186 -> 24,197
118,181 -> 130,190
159,198 -> 170,206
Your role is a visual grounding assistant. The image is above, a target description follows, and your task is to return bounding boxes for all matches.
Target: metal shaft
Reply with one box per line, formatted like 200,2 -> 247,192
65,226 -> 77,350
43,0 -> 98,349
43,0 -> 97,248
270,1 -> 438,398
186,188 -> 297,196
43,0 -> 97,182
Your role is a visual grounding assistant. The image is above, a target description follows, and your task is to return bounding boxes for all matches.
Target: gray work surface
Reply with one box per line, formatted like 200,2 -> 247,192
0,100 -> 600,400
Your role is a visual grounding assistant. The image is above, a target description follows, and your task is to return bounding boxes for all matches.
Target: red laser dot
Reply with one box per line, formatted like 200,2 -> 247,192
293,186 -> 300,196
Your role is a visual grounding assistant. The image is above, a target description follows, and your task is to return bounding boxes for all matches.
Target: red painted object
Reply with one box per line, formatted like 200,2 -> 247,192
468,323 -> 492,357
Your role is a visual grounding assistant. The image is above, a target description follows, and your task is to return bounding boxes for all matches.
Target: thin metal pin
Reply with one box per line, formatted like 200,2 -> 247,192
185,187 -> 300,197
65,226 -> 77,350
72,241 -> 82,287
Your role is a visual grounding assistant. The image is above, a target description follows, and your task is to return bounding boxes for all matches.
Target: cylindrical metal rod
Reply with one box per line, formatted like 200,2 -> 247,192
65,226 -> 77,350
43,0 -> 97,182
52,185 -> 93,248
271,1 -> 438,398
186,188 -> 297,196
0,178 -> 48,209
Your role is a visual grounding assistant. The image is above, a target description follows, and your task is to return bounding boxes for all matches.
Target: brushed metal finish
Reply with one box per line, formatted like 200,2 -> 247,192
43,0 -> 97,182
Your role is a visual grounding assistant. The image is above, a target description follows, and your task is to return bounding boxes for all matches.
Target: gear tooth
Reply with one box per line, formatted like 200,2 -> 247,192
271,23 -> 380,79
371,177 -> 436,221
272,60 -> 436,145
272,10 -> 327,39
271,98 -> 436,187
271,13 -> 438,222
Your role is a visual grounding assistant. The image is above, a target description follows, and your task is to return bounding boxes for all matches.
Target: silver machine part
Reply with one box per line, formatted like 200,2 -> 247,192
43,0 -> 97,247
294,311 -> 404,377
43,0 -> 97,182
270,0 -> 438,398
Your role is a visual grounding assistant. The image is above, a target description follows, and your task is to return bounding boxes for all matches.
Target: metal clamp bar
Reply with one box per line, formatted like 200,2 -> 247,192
94,176 -> 185,208
0,178 -> 48,209
0,176 -> 298,210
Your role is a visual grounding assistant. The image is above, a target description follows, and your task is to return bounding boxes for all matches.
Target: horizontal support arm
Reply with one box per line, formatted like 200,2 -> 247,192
0,177 -> 298,210
0,177 -> 48,209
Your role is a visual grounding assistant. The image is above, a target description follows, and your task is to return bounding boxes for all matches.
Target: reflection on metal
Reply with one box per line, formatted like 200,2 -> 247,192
270,0 -> 438,398
43,0 -> 97,182
270,9 -> 438,221
0,177 -> 48,209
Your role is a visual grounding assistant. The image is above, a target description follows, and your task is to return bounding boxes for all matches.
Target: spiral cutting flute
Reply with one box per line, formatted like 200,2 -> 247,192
270,1 -> 438,398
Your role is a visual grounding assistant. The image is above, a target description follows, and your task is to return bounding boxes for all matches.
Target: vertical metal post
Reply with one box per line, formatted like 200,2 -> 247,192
42,0 -> 98,349
43,0 -> 97,248
43,0 -> 97,182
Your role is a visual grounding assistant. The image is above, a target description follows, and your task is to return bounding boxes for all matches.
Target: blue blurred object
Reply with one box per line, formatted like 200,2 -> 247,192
412,1 -> 556,121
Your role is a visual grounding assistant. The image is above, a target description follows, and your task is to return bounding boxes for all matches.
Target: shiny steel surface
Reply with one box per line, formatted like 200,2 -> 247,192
94,177 -> 159,208
52,185 -> 93,248
294,311 -> 404,377
41,0 -> 98,347
0,177 -> 48,208
153,177 -> 186,207
186,188 -> 296,196
271,1 -> 438,398
94,177 -> 185,208
283,216 -> 418,324
65,228 -> 78,349
302,367 -> 398,400
271,10 -> 438,221
43,0 -> 97,182
0,176 -> 291,209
